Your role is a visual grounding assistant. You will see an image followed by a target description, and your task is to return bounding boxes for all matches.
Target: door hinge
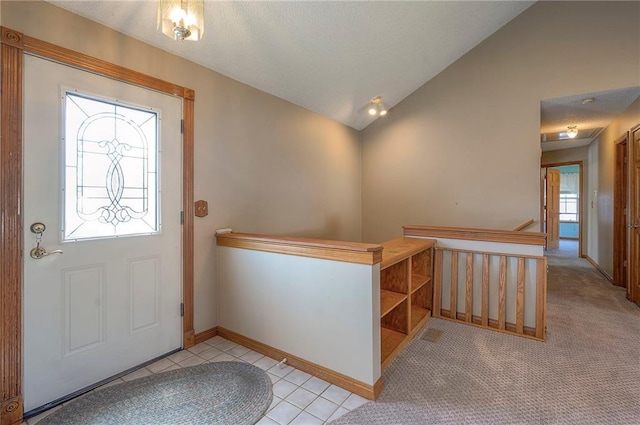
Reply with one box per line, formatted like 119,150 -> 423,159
624,208 -> 627,215
624,260 -> 628,267
180,303 -> 184,317
180,211 -> 184,225
180,119 -> 184,134
624,156 -> 628,164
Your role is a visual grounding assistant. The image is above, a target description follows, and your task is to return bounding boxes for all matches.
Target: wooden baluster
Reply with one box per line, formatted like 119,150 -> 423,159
465,253 -> 473,323
481,254 -> 489,326
536,258 -> 547,340
498,256 -> 507,330
516,257 -> 525,334
434,249 -> 442,317
450,251 -> 458,319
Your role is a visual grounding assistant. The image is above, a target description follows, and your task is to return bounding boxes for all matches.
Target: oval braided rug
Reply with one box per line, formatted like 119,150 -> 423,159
37,361 -> 273,425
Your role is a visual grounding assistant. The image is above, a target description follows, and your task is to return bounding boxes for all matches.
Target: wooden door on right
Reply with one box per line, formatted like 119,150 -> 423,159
629,127 -> 640,305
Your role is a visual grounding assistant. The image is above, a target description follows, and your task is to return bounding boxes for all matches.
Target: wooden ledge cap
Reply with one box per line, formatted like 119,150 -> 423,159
403,225 -> 547,246
216,232 -> 383,265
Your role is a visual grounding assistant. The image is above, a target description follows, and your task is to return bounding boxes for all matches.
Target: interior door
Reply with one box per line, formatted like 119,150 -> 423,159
630,127 -> 640,305
614,136 -> 629,288
546,168 -> 561,251
23,55 -> 183,412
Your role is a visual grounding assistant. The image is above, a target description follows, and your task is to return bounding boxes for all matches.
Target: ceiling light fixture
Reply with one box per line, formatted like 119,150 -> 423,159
566,126 -> 578,139
580,97 -> 596,105
158,0 -> 204,41
368,96 -> 387,117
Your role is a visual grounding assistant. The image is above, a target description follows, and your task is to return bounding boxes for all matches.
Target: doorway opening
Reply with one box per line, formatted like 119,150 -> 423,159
541,162 -> 583,258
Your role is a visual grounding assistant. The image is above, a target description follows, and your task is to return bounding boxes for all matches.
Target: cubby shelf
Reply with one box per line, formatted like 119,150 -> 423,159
381,327 -> 406,365
379,237 -> 435,369
411,306 -> 430,330
411,274 -> 430,293
381,290 -> 407,317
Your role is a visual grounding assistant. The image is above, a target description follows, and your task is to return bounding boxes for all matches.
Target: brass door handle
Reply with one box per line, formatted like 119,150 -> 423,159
30,247 -> 63,259
630,223 -> 639,229
29,221 -> 63,259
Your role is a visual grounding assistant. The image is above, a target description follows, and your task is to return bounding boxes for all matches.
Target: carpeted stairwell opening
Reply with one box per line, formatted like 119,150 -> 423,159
331,247 -> 640,424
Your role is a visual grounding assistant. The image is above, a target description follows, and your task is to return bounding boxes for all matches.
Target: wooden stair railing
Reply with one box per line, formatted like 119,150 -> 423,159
512,219 -> 535,231
434,248 -> 547,340
404,225 -> 547,341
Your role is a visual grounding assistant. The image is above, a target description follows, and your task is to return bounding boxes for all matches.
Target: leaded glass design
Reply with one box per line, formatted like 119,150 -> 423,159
63,91 -> 159,241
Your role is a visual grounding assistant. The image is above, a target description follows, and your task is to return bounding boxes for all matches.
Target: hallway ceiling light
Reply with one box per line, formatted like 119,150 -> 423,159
566,126 -> 578,139
158,0 -> 204,41
368,96 -> 387,117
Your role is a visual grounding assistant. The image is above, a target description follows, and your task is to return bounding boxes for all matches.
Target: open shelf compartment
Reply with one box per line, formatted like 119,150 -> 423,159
381,290 -> 407,317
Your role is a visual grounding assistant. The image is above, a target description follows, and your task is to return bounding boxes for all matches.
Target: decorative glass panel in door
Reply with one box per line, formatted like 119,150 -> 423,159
63,91 -> 159,241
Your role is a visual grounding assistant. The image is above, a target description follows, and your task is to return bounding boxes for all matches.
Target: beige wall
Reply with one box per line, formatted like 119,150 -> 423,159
3,1 -> 363,333
588,95 -> 640,276
542,146 -> 589,255
361,1 -> 640,243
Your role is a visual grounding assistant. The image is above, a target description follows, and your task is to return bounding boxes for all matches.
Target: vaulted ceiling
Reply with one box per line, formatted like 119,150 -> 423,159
48,1 -> 534,130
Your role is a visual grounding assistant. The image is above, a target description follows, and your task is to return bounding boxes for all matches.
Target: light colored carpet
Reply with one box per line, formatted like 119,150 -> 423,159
332,252 -> 640,424
37,361 -> 272,425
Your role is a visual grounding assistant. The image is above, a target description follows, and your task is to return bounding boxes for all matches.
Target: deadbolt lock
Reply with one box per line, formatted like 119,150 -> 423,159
30,222 -> 46,234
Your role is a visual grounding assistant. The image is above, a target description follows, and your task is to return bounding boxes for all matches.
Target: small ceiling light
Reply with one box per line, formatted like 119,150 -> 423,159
158,0 -> 204,41
567,126 -> 578,139
378,101 -> 388,116
368,96 -> 387,117
580,97 -> 596,105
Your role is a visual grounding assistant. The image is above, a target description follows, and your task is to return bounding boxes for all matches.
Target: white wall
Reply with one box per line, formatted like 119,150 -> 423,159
217,247 -> 381,386
361,1 -> 640,244
3,0 -> 363,333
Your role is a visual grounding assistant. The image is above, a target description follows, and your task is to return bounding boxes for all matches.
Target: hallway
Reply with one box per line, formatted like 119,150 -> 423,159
546,239 -> 579,259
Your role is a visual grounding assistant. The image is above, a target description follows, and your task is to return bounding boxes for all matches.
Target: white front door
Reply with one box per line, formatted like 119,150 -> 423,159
23,55 -> 183,412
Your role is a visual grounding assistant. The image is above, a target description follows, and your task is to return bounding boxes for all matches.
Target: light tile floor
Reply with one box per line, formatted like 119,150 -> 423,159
26,336 -> 368,425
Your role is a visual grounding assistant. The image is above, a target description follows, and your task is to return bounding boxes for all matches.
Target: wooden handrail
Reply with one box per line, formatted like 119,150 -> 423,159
512,219 -> 535,232
403,225 -> 547,246
216,232 -> 383,265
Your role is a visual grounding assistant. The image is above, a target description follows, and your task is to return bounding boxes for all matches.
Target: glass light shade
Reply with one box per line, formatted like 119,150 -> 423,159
378,102 -> 387,116
368,105 -> 378,115
158,0 -> 204,41
567,126 -> 578,138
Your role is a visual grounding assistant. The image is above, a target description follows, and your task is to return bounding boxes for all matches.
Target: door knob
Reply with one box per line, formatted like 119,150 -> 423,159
630,223 -> 639,229
30,247 -> 63,259
29,221 -> 64,259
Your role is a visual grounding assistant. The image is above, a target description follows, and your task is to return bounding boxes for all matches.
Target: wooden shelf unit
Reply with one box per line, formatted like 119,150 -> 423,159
379,237 -> 435,369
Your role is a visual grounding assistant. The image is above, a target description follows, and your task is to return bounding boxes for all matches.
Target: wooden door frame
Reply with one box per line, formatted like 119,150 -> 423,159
540,161 -> 584,256
630,125 -> 640,304
613,133 -> 629,288
0,27 -> 196,424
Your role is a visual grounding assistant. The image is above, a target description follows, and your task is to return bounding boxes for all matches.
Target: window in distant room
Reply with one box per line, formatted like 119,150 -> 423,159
559,193 -> 578,222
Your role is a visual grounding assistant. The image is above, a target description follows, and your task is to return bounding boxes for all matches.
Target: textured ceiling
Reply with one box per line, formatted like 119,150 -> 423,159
540,87 -> 640,152
47,0 -> 534,130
